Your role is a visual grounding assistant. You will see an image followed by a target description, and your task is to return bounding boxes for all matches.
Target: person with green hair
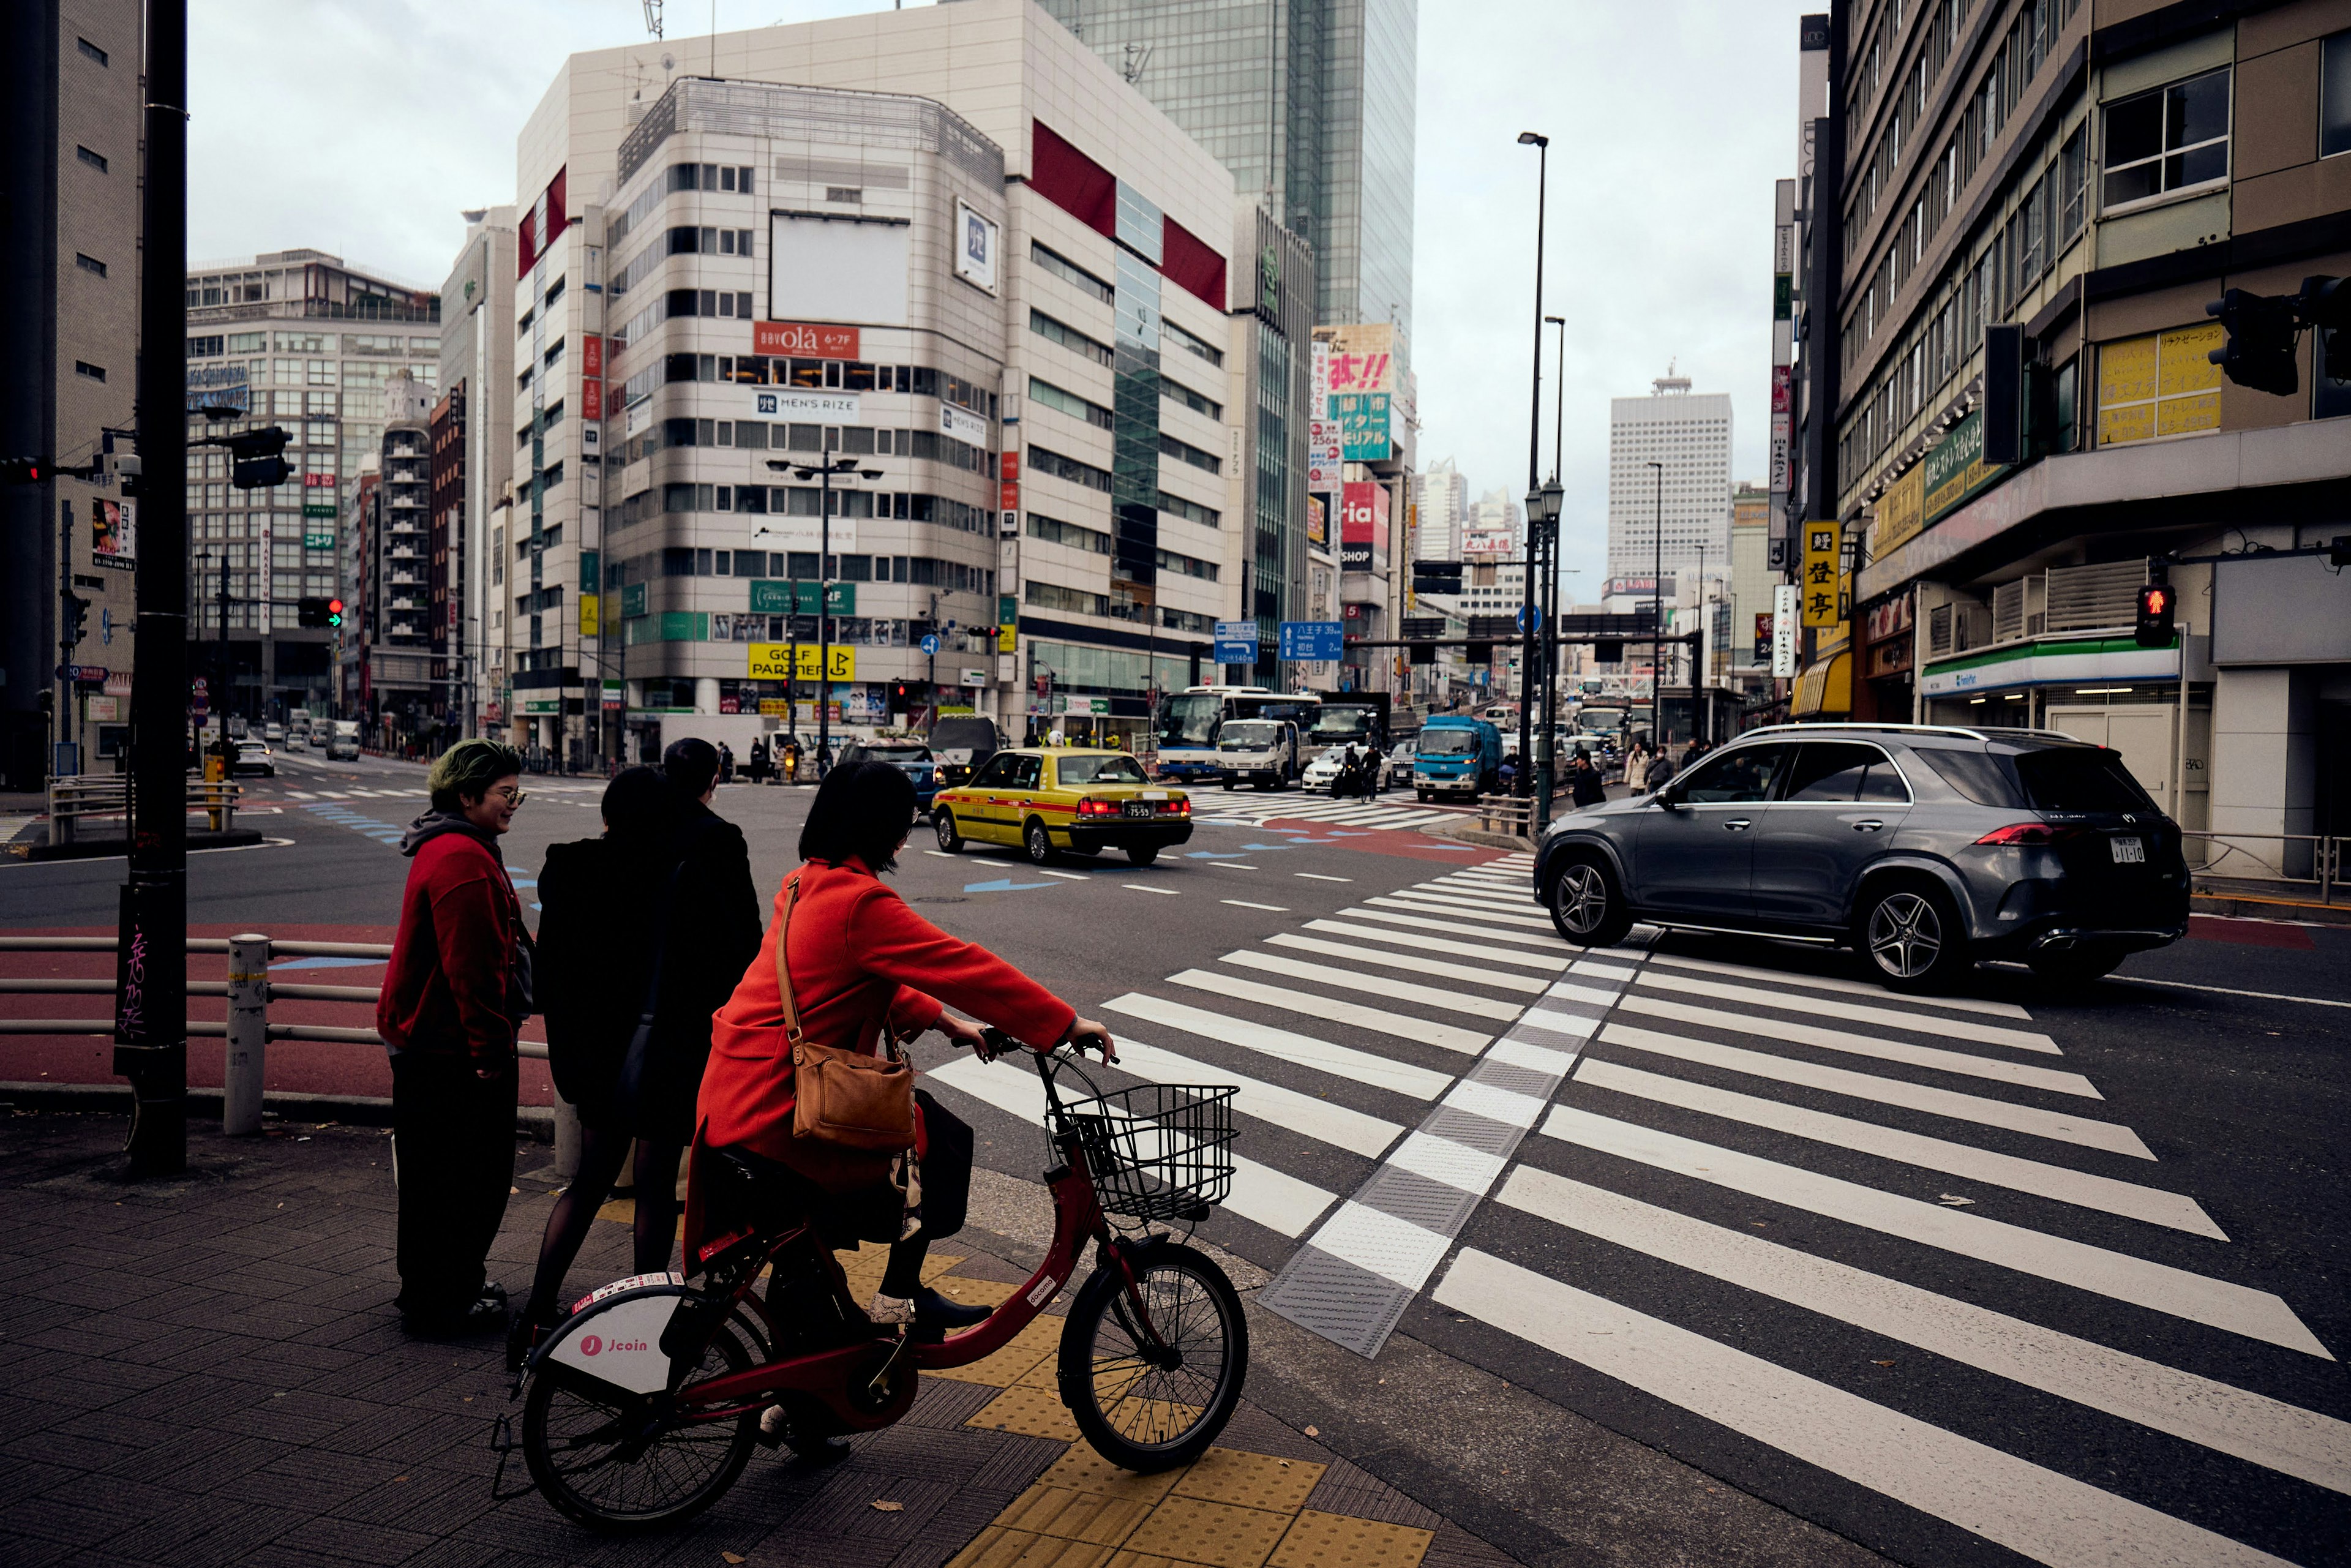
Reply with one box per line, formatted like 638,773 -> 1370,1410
377,737 -> 533,1334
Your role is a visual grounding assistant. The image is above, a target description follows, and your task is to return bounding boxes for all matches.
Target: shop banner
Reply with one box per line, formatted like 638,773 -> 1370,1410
753,320 -> 860,359
748,642 -> 856,682
1922,408 -> 2008,526
1869,463 -> 1926,560
1800,522 -> 1842,630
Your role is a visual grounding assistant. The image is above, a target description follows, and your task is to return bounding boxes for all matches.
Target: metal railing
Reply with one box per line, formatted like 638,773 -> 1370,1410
2182,831 -> 2346,908
0,932 -> 574,1172
46,775 -> 246,842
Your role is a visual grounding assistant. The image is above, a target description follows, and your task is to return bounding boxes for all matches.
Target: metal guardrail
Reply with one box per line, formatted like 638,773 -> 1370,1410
45,774 -> 246,842
0,933 -> 573,1172
2182,831 -> 2346,907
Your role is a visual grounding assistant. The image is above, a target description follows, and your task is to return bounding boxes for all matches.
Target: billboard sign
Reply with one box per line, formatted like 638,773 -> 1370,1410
1772,583 -> 1800,677
753,320 -> 861,359
748,642 -> 856,682
1318,324 -> 1397,396
1306,494 -> 1327,549
91,499 -> 135,571
754,389 -> 860,421
953,200 -> 1000,293
1801,522 -> 1843,629
1307,418 -> 1341,490
1340,481 -> 1388,573
1331,392 -> 1390,460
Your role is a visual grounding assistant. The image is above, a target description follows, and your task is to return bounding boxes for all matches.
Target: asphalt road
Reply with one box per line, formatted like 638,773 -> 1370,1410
3,749 -> 2346,1568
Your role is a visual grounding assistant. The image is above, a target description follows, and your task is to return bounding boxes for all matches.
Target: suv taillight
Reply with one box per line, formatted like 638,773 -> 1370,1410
1973,823 -> 2081,847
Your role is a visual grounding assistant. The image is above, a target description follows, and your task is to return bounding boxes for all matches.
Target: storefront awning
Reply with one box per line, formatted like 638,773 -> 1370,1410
1918,633 -> 2184,697
1791,652 -> 1851,718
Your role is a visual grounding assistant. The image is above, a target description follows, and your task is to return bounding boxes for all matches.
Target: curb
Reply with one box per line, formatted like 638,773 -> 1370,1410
2191,892 -> 2351,927
15,828 -> 265,861
0,1080 -> 558,1140
1430,825 -> 1534,852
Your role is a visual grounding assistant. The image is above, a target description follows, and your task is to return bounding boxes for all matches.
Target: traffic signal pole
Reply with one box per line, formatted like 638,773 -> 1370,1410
116,0 -> 190,1176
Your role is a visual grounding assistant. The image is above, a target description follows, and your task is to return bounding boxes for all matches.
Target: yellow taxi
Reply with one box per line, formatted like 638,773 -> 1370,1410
931,747 -> 1193,866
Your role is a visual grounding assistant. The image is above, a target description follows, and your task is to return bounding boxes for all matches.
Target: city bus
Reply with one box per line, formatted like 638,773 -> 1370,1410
1152,686 -> 1321,783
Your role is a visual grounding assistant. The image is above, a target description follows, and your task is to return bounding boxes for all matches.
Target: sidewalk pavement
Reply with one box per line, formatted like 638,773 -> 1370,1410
0,1111 -> 1521,1568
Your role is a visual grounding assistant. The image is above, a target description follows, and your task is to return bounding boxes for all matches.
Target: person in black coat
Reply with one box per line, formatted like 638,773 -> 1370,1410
1568,752 -> 1608,809
508,757 -> 763,1365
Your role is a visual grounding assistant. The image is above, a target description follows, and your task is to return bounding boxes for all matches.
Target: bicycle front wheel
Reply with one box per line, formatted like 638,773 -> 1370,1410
522,1317 -> 757,1532
1059,1242 -> 1246,1472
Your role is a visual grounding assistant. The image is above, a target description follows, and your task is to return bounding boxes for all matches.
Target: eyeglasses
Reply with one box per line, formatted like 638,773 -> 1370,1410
489,786 -> 528,804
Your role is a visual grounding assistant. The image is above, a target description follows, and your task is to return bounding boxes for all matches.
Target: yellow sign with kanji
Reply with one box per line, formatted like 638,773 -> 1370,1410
1800,522 -> 1845,629
748,643 -> 855,682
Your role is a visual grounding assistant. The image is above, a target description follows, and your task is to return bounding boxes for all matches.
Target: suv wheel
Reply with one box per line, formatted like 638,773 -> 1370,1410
1858,880 -> 1967,992
1548,853 -> 1632,947
1024,820 -> 1055,865
934,812 -> 962,853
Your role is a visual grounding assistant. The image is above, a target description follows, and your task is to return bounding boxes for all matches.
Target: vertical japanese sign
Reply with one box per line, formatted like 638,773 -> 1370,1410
91,499 -> 137,570
580,333 -> 604,420
1771,583 -> 1799,677
1801,522 -> 1843,629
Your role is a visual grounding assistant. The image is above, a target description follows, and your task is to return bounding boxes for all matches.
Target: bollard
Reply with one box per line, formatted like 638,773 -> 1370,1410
223,932 -> 270,1135
552,1092 -> 582,1184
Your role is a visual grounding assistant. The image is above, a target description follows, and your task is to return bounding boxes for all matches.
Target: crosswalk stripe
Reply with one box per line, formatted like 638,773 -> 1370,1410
1616,993 -> 2101,1098
1265,934 -> 1548,995
1163,969 -> 1490,1055
1112,1036 -> 1403,1157
1102,993 -> 1454,1100
1572,1057 -> 2222,1237
1304,918 -> 1569,972
1373,892 -> 1557,930
1538,1103 -> 2332,1357
1494,1166 -> 2351,1495
1650,951 -> 2034,1019
1433,1249 -> 2298,1568
1597,1021 -> 2156,1159
1343,905 -> 1570,951
925,1054 -> 1334,1237
1433,872 -> 1528,891
1637,970 -> 2063,1054
1225,950 -> 1526,1018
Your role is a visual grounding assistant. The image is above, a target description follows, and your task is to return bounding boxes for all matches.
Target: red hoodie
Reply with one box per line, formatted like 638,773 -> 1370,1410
378,822 -> 525,1070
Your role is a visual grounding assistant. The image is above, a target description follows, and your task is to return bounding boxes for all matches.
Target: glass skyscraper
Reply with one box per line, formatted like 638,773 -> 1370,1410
1035,0 -> 1416,344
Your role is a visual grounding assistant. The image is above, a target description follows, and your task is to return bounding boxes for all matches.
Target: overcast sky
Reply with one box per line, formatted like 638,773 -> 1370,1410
189,0 -> 1818,593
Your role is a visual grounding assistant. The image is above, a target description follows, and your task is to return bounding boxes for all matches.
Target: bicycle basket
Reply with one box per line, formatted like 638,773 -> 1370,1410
1055,1082 -> 1237,1221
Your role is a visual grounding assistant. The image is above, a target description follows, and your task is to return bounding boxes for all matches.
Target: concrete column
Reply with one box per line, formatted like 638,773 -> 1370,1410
2207,666 -> 2319,877
222,933 -> 269,1135
695,677 -> 721,715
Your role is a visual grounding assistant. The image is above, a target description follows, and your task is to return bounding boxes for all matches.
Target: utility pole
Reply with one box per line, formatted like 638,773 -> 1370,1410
216,553 -> 231,762
115,0 -> 190,1176
59,500 -> 86,776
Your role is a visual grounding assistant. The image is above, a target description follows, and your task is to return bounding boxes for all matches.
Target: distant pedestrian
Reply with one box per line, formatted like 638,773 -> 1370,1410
1644,748 -> 1678,793
378,739 -> 532,1335
717,741 -> 735,784
1569,752 -> 1607,809
1682,737 -> 1711,771
512,762 -> 763,1367
748,736 -> 770,786
1624,741 -> 1650,792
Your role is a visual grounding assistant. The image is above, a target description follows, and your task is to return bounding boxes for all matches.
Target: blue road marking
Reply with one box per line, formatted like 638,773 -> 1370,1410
963,877 -> 1059,893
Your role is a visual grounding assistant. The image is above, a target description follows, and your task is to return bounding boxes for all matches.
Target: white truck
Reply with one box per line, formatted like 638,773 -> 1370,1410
1215,718 -> 1301,790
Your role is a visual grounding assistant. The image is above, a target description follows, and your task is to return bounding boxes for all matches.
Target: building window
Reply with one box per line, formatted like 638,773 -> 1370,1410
74,361 -> 105,381
77,36 -> 107,65
2101,69 -> 2230,211
75,253 -> 107,277
76,145 -> 108,172
1028,377 -> 1113,431
1031,241 -> 1115,304
2096,324 -> 2222,446
2325,30 -> 2351,158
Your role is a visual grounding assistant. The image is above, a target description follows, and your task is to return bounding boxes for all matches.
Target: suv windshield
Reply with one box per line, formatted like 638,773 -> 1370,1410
1219,722 -> 1281,749
2015,748 -> 2154,813
1057,754 -> 1147,786
1420,729 -> 1479,756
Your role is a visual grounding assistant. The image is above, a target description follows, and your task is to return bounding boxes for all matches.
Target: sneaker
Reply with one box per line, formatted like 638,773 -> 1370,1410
867,1291 -> 917,1326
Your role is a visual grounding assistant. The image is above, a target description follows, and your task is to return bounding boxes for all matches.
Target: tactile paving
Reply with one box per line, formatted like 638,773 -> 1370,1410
950,1529 -> 1119,1568
1171,1448 -> 1327,1514
1033,1444 -> 1186,1505
1351,1166 -> 1481,1234
1122,1495 -> 1294,1568
966,1384 -> 1081,1442
1258,1247 -> 1416,1358
993,1482 -> 1157,1545
1267,1511 -> 1434,1568
932,1314 -> 1065,1386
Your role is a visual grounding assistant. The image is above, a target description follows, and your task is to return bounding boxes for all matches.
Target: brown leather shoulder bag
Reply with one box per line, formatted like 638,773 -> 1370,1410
776,874 -> 918,1152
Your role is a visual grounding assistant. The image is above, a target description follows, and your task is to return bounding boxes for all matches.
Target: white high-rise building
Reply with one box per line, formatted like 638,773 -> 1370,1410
1607,370 -> 1731,589
1463,486 -> 1520,558
1412,456 -> 1466,561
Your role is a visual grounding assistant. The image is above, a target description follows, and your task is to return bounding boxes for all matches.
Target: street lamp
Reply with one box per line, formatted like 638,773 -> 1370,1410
1646,459 -> 1664,748
768,454 -> 882,770
1524,475 -> 1564,830
1516,130 -> 1548,798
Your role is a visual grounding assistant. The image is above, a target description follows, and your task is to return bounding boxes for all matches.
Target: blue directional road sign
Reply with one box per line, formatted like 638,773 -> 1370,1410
1278,620 -> 1344,661
1516,602 -> 1543,636
1213,620 -> 1258,665
920,634 -> 942,655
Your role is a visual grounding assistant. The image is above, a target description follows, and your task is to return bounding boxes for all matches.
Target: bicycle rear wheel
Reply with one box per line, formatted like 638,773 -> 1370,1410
1059,1243 -> 1245,1472
522,1318 -> 757,1532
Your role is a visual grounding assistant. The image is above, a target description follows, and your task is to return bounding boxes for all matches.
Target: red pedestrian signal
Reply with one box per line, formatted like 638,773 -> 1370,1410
2134,582 -> 2175,648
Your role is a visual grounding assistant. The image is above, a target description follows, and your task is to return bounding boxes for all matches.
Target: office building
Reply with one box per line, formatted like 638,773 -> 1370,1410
1606,370 -> 1733,588
182,250 -> 441,726
1811,0 -> 2351,868
1029,0 -> 1417,346
437,208 -> 519,740
1463,486 -> 1520,557
1412,455 -> 1465,561
1228,200 -> 1318,673
506,0 -> 1243,753
337,375 -> 438,741
1730,478 -> 1772,673
1,1 -> 143,786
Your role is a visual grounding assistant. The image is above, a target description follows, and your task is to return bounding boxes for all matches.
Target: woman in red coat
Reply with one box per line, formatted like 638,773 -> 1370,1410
688,758 -> 1115,1336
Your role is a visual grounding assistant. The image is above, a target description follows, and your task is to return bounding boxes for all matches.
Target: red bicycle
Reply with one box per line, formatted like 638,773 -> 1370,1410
502,1033 -> 1247,1532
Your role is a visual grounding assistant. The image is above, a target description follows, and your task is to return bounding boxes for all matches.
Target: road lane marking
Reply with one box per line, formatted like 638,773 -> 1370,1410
1434,1249 -> 2300,1568
1123,884 -> 1180,895
1266,934 -> 1548,995
1304,918 -> 1569,972
1163,968 -> 1490,1054
1636,970 -> 2064,1054
1112,1036 -> 1403,1158
926,1055 -> 1333,1237
1496,1166 -> 2351,1495
1572,1057 -> 2222,1236
1538,1104 -> 2331,1357
1651,951 -> 2033,1018
1220,899 -> 1289,912
924,849 -> 958,858
2098,974 -> 2351,1010
1103,993 -> 1452,1100
1615,993 -> 2101,1098
1037,869 -> 1089,880
1597,1022 -> 2154,1159
1294,872 -> 1352,882
1220,950 -> 1522,1019
1208,863 -> 1261,871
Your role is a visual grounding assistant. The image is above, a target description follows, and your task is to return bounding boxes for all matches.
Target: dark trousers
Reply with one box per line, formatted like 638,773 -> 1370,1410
391,1051 -> 518,1319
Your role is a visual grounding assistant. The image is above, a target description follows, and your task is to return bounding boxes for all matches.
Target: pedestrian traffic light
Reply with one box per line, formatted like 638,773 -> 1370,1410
2134,579 -> 2176,648
890,681 -> 914,709
225,427 -> 295,490
63,592 -> 90,651
2205,289 -> 2300,396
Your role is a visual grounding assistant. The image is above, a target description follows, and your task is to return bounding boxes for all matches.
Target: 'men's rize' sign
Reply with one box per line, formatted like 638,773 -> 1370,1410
753,321 -> 860,359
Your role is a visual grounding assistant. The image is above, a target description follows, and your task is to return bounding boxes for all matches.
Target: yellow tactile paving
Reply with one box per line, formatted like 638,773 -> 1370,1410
1033,1445 -> 1185,1506
968,1384 -> 1083,1441
995,1482 -> 1159,1544
934,1275 -> 1023,1309
1105,1550 -> 1194,1568
833,1247 -> 964,1299
1172,1449 -> 1326,1514
1267,1512 -> 1433,1568
935,1313 -> 1065,1386
1097,1398 -> 1209,1449
1120,1495 -> 1293,1568
947,1528 -> 1118,1568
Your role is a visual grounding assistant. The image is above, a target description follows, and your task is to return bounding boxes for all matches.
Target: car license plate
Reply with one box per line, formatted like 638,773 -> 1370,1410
1123,802 -> 1153,819
2109,836 -> 2145,864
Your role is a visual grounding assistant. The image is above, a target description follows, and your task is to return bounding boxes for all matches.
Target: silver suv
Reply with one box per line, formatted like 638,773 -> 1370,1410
1532,723 -> 2191,989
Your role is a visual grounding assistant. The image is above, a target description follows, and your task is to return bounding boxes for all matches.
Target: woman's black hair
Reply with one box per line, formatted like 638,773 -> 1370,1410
600,765 -> 673,842
798,758 -> 916,871
662,737 -> 721,799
